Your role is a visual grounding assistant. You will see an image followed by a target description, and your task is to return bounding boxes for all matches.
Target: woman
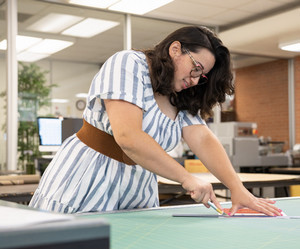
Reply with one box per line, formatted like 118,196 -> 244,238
29,26 -> 281,216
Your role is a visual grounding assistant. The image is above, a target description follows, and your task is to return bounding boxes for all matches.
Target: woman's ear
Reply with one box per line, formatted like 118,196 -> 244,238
169,41 -> 182,58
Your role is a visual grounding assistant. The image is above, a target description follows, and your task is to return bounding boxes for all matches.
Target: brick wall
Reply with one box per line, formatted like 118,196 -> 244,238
235,59 -> 291,150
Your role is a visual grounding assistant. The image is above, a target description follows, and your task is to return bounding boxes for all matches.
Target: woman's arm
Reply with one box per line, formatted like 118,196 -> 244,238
183,124 -> 282,216
104,99 -> 220,206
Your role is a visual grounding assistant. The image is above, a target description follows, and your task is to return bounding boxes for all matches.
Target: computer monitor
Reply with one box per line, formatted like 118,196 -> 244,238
37,117 -> 62,153
62,118 -> 83,142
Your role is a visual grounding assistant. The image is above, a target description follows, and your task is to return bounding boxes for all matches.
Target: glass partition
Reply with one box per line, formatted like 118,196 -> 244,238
17,0 -> 125,119
0,1 -> 7,171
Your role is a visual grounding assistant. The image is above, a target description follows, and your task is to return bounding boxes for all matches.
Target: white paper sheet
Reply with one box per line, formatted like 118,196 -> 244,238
0,206 -> 74,229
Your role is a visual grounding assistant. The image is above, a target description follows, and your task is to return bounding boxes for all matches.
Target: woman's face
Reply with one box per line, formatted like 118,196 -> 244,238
170,42 -> 216,92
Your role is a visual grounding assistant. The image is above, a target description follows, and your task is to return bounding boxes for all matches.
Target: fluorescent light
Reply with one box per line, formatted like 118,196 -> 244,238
27,13 -> 84,33
0,35 -> 42,52
0,40 -> 7,50
27,39 -> 74,54
68,0 -> 120,8
17,51 -> 49,62
109,0 -> 174,15
51,99 -> 69,103
17,36 -> 43,52
69,0 -> 174,14
1,35 -> 74,62
62,18 -> 119,38
76,93 -> 88,98
279,40 -> 300,52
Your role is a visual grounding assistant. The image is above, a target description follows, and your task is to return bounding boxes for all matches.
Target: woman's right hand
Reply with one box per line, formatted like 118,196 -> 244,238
181,174 -> 222,210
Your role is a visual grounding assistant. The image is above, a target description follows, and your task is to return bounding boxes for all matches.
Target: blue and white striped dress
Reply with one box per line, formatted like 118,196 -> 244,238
29,50 -> 205,213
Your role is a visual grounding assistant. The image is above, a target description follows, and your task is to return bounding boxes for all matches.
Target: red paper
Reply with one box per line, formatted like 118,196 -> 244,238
223,208 -> 268,216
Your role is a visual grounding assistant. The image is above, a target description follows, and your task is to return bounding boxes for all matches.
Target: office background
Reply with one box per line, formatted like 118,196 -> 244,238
0,0 -> 299,171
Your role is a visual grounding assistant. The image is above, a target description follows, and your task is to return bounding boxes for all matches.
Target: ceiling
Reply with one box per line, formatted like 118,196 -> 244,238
0,0 -> 300,68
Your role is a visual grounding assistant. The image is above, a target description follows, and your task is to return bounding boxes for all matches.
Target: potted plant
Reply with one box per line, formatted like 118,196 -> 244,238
1,62 -> 57,173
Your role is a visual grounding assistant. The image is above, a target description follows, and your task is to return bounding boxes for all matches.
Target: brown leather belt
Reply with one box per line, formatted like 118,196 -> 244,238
76,119 -> 135,165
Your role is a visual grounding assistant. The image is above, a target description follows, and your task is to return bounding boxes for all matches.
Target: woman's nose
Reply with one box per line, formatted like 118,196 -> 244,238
190,76 -> 200,86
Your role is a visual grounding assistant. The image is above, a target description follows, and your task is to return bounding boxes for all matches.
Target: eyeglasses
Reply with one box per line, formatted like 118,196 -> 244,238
183,48 -> 208,85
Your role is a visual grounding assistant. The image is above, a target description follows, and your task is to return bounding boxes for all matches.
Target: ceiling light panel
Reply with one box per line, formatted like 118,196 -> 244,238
27,13 -> 84,33
27,39 -> 74,54
76,93 -> 88,98
17,35 -> 43,52
68,0 -> 120,9
51,99 -> 69,103
62,18 -> 120,38
0,40 -> 6,50
17,51 -> 49,62
109,0 -> 174,15
0,35 -> 42,52
279,40 -> 300,52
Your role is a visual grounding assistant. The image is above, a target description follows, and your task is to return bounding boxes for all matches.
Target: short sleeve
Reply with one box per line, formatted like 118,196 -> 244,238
88,51 -> 147,111
181,110 -> 206,127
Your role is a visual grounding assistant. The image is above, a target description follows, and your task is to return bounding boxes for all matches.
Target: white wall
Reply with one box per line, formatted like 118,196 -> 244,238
49,61 -> 99,118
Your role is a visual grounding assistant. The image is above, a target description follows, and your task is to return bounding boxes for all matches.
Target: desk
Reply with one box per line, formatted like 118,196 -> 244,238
158,172 -> 300,193
0,175 -> 39,203
269,167 -> 300,174
78,197 -> 300,249
0,184 -> 38,203
158,173 -> 300,203
268,167 -> 300,197
2,173 -> 300,204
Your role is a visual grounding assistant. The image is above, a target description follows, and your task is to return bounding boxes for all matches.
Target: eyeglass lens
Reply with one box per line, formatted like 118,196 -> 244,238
184,48 -> 208,85
191,68 -> 207,85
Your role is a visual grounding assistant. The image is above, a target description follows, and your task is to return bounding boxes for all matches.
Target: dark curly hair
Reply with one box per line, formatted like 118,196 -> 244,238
142,26 -> 234,118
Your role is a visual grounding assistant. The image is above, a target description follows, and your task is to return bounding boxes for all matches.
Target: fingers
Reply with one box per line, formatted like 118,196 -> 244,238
229,198 -> 282,217
209,194 -> 223,211
190,191 -> 205,203
190,188 -> 211,205
260,198 -> 276,204
228,205 -> 239,216
254,198 -> 282,216
190,189 -> 223,211
202,195 -> 211,208
182,175 -> 224,210
184,176 -> 214,204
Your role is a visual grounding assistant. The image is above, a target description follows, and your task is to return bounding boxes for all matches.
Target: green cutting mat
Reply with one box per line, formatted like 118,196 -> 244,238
79,198 -> 300,249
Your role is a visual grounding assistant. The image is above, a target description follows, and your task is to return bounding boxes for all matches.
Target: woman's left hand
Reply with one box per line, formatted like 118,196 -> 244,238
229,187 -> 282,216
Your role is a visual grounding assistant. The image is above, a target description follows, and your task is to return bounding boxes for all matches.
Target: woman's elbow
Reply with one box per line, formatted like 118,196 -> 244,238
114,131 -> 139,153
